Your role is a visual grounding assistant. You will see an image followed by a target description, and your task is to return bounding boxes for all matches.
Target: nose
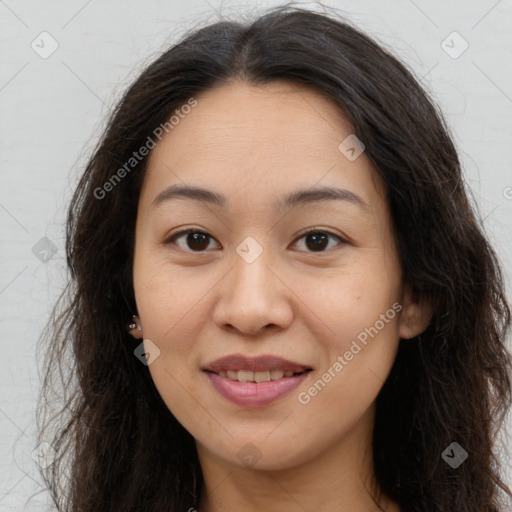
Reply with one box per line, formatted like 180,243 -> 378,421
211,246 -> 294,336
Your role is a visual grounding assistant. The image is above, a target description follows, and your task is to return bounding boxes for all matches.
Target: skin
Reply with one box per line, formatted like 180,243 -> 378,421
130,80 -> 432,512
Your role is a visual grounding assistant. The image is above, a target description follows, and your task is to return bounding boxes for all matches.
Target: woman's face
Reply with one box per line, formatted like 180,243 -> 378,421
132,80 -> 426,471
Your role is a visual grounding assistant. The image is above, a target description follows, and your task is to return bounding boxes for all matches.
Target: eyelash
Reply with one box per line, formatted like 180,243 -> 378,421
163,228 -> 347,254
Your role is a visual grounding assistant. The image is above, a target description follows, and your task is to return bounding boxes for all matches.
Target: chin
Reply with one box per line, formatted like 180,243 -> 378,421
207,436 -> 320,472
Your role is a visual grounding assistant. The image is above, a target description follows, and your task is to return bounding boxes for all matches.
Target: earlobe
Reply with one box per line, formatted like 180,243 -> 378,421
127,315 -> 143,339
398,287 -> 433,340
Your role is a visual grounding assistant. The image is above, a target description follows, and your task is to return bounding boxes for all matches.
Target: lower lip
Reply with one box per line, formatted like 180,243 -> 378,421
205,371 -> 310,408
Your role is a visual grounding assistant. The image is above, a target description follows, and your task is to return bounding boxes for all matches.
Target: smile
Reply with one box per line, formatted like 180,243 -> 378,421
202,354 -> 313,408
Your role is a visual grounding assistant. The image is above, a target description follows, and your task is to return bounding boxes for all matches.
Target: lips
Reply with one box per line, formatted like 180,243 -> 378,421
202,354 -> 312,408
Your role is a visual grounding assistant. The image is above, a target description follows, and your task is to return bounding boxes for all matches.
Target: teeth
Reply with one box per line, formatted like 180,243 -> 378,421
217,369 -> 299,382
237,370 -> 254,382
254,371 -> 271,382
270,370 -> 285,380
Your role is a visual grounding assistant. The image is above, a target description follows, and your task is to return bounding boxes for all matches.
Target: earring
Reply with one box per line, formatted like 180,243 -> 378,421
127,315 -> 142,332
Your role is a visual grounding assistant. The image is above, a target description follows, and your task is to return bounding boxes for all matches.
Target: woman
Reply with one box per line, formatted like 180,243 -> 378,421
36,4 -> 512,511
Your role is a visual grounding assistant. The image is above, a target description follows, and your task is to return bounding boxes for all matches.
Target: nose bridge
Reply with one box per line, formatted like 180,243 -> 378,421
212,234 -> 293,334
230,234 -> 275,303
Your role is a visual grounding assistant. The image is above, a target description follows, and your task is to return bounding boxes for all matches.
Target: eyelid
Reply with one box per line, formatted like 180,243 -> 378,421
163,227 -> 348,253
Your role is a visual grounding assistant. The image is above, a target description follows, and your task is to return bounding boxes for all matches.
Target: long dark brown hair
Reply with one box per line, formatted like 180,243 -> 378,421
34,4 -> 512,511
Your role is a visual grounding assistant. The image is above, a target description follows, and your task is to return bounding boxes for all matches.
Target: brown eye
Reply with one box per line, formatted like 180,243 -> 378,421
293,230 -> 345,252
166,230 -> 220,252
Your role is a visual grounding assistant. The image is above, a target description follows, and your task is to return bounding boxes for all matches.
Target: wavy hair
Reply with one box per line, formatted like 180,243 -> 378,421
35,4 -> 512,511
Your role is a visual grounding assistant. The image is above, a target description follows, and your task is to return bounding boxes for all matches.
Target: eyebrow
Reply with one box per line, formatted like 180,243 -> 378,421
151,184 -> 367,212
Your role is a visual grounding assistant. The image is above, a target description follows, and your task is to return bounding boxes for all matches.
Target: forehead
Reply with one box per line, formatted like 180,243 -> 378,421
140,80 -> 385,214
151,80 -> 355,162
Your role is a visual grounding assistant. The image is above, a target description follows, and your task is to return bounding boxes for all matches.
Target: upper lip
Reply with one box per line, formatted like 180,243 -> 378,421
202,354 -> 312,373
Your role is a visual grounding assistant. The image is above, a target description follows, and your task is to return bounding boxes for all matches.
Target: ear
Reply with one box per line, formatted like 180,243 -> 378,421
398,285 -> 433,340
128,315 -> 144,340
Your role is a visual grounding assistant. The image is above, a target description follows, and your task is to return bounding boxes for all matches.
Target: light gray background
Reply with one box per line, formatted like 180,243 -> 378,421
1,0 -> 511,509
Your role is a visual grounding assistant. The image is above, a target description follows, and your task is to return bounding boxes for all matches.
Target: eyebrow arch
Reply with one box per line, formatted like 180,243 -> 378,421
151,184 -> 367,211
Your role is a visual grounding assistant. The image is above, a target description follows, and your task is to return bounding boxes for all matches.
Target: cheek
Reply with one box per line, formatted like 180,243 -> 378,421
299,257 -> 402,407
133,265 -> 210,426
307,258 -> 402,349
132,258 -> 226,412
295,306 -> 401,448
133,254 -> 219,346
